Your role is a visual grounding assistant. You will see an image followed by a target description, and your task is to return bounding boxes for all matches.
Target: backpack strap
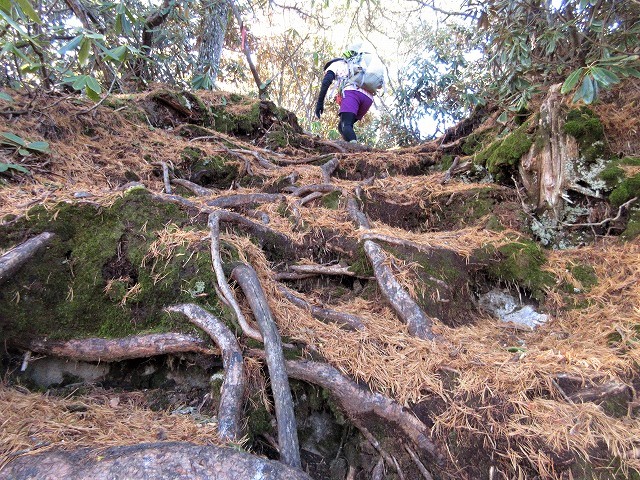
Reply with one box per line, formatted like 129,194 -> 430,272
323,58 -> 345,71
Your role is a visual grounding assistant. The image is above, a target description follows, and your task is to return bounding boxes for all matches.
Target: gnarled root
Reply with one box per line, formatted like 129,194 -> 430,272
0,232 -> 55,285
230,263 -> 301,468
166,304 -> 246,442
0,442 -> 313,480
260,355 -> 444,465
26,333 -> 214,362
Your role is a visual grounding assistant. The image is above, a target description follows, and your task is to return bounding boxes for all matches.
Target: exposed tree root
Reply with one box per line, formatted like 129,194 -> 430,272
208,211 -> 263,342
321,157 -> 340,183
206,193 -> 286,209
26,333 -> 214,362
0,442 -> 313,480
166,304 -> 245,442
171,177 -> 215,196
569,380 -> 630,404
278,357 -> 444,465
286,263 -> 370,279
230,263 -> 301,468
291,183 -> 341,197
347,197 -> 437,340
0,232 -> 55,285
277,285 -> 366,331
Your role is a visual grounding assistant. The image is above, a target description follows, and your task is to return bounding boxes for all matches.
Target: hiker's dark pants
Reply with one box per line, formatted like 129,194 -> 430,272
338,112 -> 358,142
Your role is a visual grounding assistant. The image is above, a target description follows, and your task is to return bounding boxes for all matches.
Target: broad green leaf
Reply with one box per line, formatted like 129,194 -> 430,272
590,67 -> 619,87
497,111 -> 508,123
0,92 -> 13,102
85,76 -> 102,94
114,12 -> 123,34
104,45 -> 127,62
0,162 -> 28,173
561,68 -> 584,94
574,75 -> 596,104
15,0 -> 42,24
78,37 -> 91,65
0,9 -> 29,36
26,141 -> 49,152
86,87 -> 101,102
72,76 -> 87,91
84,32 -> 105,40
17,148 -> 30,156
1,131 -> 27,146
59,35 -> 84,55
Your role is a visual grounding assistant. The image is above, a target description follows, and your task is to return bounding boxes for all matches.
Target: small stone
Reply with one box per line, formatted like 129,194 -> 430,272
73,191 -> 93,198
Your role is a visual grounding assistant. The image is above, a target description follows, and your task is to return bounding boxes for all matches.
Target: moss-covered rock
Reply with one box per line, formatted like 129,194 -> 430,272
0,189 -> 221,343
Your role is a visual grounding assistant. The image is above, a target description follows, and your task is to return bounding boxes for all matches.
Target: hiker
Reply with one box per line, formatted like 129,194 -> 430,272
314,42 -> 384,143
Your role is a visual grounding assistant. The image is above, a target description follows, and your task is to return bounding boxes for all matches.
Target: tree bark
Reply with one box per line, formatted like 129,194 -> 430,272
26,333 -> 213,362
0,232 -> 55,285
195,0 -> 229,87
0,442 -> 312,480
519,84 -> 579,217
230,263 -> 301,469
281,358 -> 444,464
166,304 -> 245,442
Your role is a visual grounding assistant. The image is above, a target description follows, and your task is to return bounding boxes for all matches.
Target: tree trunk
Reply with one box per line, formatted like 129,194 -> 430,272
195,0 -> 229,87
519,84 -> 579,218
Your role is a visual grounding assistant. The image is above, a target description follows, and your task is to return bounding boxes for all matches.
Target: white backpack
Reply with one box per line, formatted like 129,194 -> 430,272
345,52 -> 384,95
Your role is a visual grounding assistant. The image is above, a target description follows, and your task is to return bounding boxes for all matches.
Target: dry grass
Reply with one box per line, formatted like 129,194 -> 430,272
0,386 -> 222,469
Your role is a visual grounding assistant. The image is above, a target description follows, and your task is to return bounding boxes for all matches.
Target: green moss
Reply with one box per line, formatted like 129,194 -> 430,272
484,240 -> 555,302
599,162 -> 626,188
440,155 -> 454,171
0,189 -> 221,343
622,209 -> 640,240
620,157 -> 640,166
486,130 -> 533,182
609,173 -> 640,207
563,107 -> 605,162
569,263 -> 598,290
461,131 -> 490,155
349,244 -> 374,277
321,191 -> 342,209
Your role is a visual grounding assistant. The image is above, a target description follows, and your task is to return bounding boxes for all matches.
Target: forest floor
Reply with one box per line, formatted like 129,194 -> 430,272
1,85 -> 640,480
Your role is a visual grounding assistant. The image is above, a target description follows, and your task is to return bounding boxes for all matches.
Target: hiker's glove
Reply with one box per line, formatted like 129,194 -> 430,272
315,102 -> 324,118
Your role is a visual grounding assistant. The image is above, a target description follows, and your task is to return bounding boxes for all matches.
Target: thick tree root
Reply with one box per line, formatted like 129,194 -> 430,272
208,211 -> 263,341
0,232 -> 55,285
278,357 -> 444,465
166,304 -> 245,442
347,197 -> 437,340
171,177 -> 215,196
363,240 -> 437,340
206,193 -> 285,209
0,442 -> 313,480
277,285 -> 366,331
230,263 -> 301,468
26,333 -> 214,362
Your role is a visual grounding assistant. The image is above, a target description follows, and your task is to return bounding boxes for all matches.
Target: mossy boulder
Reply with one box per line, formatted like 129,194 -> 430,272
0,189 -> 222,344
